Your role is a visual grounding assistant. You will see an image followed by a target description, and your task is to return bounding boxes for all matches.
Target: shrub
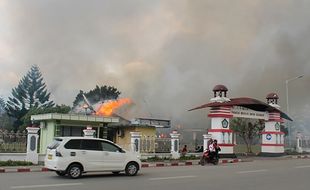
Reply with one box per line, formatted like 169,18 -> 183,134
0,160 -> 33,167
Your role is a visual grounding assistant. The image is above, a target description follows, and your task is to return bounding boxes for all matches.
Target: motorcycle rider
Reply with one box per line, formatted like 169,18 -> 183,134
212,139 -> 221,160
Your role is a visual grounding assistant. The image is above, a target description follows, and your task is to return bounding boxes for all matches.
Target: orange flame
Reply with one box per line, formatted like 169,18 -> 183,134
96,98 -> 132,116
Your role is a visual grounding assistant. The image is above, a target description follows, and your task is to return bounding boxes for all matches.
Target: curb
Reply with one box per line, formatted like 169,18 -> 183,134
0,167 -> 50,173
140,159 -> 242,168
291,155 -> 310,159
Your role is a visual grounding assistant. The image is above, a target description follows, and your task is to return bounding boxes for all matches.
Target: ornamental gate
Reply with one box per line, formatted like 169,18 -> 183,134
189,85 -> 292,157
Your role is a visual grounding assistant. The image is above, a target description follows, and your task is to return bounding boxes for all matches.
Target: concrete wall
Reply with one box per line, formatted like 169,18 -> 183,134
0,153 -> 26,161
115,126 -> 156,151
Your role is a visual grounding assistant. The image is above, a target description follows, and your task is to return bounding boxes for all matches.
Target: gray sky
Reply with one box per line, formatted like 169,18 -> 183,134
0,0 -> 309,134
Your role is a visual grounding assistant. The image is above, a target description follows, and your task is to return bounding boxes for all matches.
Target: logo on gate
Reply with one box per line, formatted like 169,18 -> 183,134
266,134 -> 272,141
222,119 -> 228,128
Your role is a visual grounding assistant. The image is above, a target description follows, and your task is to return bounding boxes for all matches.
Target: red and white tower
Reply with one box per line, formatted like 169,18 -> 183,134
207,85 -> 234,156
261,93 -> 285,155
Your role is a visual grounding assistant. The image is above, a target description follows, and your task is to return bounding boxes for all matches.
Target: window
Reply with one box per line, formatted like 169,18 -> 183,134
81,140 -> 102,151
101,141 -> 120,152
47,138 -> 63,149
64,139 -> 82,149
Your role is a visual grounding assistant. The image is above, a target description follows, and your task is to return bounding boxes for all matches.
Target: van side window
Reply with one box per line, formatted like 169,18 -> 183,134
81,140 -> 102,151
64,139 -> 81,149
101,141 -> 120,152
47,138 -> 63,149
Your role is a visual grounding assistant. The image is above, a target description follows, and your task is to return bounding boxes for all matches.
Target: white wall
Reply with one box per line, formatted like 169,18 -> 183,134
0,153 -> 26,161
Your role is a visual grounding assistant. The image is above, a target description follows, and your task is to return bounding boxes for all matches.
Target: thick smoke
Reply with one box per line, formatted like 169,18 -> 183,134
0,0 -> 309,136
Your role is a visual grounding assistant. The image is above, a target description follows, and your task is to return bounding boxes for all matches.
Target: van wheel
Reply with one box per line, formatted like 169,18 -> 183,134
125,162 -> 138,176
55,171 -> 66,176
67,164 -> 82,179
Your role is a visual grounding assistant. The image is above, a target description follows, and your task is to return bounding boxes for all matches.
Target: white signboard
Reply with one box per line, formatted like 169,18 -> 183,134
131,118 -> 171,128
231,106 -> 268,120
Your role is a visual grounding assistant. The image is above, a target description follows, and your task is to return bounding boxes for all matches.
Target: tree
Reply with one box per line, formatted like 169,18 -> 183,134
0,96 -> 5,114
73,85 -> 121,106
230,118 -> 265,153
280,124 -> 288,137
0,96 -> 14,129
6,65 -> 55,131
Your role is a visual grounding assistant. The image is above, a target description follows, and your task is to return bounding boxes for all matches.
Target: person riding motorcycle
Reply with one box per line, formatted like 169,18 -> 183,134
212,139 -> 221,161
200,139 -> 221,165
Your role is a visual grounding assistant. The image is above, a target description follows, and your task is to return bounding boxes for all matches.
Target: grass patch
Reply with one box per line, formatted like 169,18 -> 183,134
234,145 -> 260,154
141,155 -> 200,162
0,160 -> 33,167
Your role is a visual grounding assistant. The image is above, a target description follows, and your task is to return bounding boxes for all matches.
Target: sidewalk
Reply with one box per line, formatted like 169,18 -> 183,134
0,155 -> 309,173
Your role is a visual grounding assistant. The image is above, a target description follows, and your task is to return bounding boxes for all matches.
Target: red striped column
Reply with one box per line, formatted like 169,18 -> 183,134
261,112 -> 285,154
208,106 -> 234,154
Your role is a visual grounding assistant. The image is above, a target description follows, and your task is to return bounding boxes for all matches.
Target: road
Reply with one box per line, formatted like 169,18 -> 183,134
0,159 -> 310,190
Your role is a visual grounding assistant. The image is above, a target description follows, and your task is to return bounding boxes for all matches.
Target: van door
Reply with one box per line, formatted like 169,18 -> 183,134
100,141 -> 127,171
80,139 -> 105,171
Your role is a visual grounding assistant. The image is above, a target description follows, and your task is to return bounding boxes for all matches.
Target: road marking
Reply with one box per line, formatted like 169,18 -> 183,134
149,175 -> 196,181
11,183 -> 83,189
295,165 -> 310,169
237,169 -> 268,174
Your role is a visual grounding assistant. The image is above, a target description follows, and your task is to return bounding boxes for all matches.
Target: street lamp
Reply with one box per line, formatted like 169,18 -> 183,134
285,75 -> 304,148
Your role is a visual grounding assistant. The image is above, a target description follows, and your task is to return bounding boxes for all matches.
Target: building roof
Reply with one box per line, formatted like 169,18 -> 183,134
189,97 -> 292,121
31,113 -> 119,123
266,92 -> 279,99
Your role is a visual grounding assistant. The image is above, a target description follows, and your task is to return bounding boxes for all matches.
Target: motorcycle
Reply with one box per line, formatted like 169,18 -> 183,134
200,150 -> 219,165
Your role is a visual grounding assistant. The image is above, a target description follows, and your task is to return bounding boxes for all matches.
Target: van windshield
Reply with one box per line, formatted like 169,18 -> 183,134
47,138 -> 63,149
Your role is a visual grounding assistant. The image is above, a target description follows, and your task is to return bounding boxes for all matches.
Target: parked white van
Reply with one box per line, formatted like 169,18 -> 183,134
45,137 -> 141,179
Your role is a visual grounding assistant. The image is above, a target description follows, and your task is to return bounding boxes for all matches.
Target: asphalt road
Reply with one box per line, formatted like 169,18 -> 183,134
1,159 -> 310,190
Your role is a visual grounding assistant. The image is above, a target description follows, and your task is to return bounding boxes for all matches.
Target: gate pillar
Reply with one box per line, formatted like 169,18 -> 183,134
261,93 -> 285,156
207,85 -> 235,157
203,134 -> 212,152
83,126 -> 96,137
26,127 -> 40,164
170,130 -> 180,159
208,107 -> 234,156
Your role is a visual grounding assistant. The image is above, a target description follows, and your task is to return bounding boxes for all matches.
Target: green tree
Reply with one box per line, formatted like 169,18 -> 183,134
6,65 -> 54,131
0,96 -> 14,129
230,118 -> 265,153
73,85 -> 121,106
280,124 -> 288,137
0,96 -> 5,114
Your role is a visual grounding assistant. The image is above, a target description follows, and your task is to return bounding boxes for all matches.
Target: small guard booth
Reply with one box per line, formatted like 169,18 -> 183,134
31,113 -> 119,154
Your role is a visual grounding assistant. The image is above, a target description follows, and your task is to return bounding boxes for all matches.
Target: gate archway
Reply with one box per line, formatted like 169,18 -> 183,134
189,84 -> 292,157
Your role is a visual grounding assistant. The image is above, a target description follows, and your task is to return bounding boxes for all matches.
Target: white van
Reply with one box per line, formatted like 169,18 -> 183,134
45,137 -> 141,179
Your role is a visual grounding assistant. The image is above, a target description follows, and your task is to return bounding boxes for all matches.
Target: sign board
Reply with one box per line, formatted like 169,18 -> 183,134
231,106 -> 268,120
131,118 -> 171,128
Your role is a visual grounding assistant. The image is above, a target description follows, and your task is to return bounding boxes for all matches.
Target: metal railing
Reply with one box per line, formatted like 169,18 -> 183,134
0,129 -> 27,153
140,136 -> 171,153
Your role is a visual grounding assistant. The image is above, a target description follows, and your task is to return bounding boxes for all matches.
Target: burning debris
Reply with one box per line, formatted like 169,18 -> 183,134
96,98 -> 132,116
76,93 -> 132,116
